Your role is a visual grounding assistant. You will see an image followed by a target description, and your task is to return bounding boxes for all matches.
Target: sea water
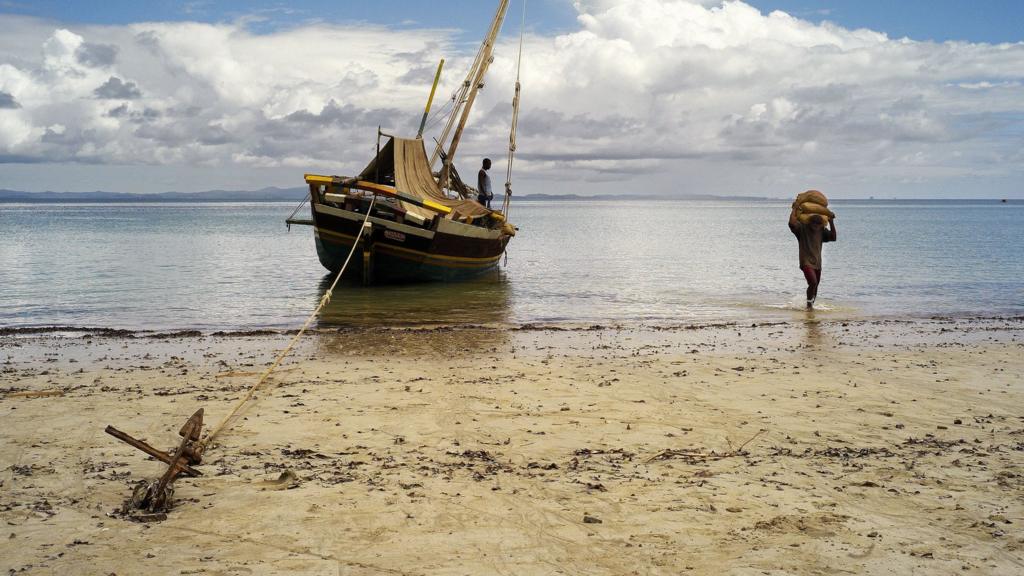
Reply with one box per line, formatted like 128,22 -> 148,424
1,200 -> 1021,331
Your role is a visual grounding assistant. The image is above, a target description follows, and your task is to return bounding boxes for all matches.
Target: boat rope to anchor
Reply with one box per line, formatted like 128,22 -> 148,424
105,0 -> 527,516
105,196 -> 377,515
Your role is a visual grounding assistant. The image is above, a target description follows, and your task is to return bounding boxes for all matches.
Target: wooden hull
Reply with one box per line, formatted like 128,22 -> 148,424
310,202 -> 510,283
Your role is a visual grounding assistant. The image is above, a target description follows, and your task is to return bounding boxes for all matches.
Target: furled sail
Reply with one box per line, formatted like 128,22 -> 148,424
360,137 -> 491,220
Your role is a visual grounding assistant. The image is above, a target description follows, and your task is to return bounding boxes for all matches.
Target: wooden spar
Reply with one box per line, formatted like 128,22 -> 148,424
349,181 -> 454,216
429,8 -> 498,169
286,217 -> 314,227
437,0 -> 510,186
305,175 -> 449,216
439,0 -> 510,189
304,174 -> 510,223
417,59 -> 445,139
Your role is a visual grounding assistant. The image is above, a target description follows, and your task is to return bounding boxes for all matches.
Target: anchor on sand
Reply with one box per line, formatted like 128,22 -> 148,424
104,408 -> 205,513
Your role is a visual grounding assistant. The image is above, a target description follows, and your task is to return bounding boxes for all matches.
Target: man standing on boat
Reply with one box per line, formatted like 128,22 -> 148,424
477,158 -> 493,209
788,209 -> 837,309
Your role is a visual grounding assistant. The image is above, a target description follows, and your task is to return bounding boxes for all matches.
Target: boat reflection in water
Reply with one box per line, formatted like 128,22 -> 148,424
313,270 -> 513,356
316,270 -> 511,327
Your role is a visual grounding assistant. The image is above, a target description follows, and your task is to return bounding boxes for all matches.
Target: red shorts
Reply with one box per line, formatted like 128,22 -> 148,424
801,266 -> 822,285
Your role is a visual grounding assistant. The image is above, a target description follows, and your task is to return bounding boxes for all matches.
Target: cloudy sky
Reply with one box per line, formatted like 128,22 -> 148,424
0,0 -> 1021,198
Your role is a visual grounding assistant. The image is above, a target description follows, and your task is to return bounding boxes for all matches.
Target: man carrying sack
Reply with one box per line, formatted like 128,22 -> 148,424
788,190 -> 837,309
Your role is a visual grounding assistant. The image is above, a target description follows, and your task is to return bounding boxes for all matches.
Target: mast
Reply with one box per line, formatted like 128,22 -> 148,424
437,0 -> 510,190
429,44 -> 486,169
417,59 -> 445,139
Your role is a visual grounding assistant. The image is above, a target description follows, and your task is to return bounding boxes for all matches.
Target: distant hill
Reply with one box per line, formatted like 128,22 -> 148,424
0,188 -> 774,203
0,188 -> 1014,204
0,187 -> 308,203
516,193 -> 773,202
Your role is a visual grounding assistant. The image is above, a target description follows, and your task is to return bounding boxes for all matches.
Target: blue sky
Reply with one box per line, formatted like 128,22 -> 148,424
5,1 -> 1023,43
747,0 -> 1024,44
1,1 -> 578,36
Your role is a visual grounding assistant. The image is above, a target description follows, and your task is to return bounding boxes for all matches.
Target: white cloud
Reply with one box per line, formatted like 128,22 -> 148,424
485,0 -> 1024,195
0,1 -> 1022,197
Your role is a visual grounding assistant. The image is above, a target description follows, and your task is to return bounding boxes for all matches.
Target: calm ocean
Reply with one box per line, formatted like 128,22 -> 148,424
1,200 -> 1021,331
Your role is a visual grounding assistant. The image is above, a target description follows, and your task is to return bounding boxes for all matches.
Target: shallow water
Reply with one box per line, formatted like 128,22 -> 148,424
1,200 -> 1021,330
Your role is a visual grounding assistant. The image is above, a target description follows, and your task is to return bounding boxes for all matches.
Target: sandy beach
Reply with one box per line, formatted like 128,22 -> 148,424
2,317 -> 1023,574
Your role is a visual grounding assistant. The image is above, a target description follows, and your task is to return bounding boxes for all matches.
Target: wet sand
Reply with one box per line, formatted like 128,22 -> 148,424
2,317 -> 1023,575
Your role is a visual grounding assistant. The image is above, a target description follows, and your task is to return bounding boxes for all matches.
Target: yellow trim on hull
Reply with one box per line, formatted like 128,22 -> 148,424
377,244 -> 502,269
315,227 -> 502,268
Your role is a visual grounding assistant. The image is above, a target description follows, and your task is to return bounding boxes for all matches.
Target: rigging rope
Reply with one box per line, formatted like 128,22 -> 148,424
422,97 -> 456,135
503,0 -> 526,217
284,191 -> 310,230
199,194 -> 378,451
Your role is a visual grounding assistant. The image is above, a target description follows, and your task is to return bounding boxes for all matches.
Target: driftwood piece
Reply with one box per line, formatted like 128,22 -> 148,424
3,389 -> 65,399
646,430 -> 766,464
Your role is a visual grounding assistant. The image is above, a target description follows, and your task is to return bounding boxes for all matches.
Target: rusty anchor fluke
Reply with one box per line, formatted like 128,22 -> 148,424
105,408 -> 205,515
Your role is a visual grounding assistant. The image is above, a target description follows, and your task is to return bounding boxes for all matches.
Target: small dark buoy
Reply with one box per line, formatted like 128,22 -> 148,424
1002,199 -> 1008,203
